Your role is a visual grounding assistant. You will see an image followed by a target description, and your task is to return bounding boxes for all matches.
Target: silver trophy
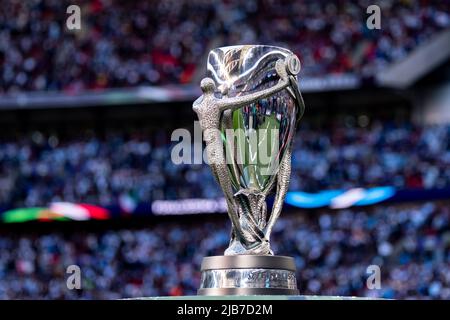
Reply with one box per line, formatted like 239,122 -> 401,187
193,45 -> 305,295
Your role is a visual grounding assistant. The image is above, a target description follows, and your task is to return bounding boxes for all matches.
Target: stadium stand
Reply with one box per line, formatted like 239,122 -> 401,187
0,0 -> 449,301
0,202 -> 449,299
0,121 -> 449,208
0,0 -> 448,94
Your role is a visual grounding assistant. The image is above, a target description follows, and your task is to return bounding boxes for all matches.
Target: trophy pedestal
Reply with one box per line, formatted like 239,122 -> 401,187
198,255 -> 299,296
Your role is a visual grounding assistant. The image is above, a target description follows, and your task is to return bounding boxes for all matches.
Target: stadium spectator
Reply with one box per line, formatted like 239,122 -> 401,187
0,121 -> 449,208
0,202 -> 449,299
0,0 -> 448,94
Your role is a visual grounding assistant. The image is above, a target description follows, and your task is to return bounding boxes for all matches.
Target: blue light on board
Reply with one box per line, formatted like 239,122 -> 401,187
285,190 -> 343,208
285,187 -> 396,208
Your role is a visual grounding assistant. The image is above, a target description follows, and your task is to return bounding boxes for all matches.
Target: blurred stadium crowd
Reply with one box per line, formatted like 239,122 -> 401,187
0,0 -> 449,302
0,201 -> 449,299
1,0 -> 448,94
0,121 -> 449,208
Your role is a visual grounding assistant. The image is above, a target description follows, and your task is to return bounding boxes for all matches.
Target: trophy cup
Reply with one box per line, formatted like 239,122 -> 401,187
193,45 -> 305,295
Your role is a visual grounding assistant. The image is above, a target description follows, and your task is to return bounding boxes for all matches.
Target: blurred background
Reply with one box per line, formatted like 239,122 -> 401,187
0,0 -> 450,299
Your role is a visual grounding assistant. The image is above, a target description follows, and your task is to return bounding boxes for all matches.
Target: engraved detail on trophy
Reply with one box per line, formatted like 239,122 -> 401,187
201,269 -> 298,290
194,45 -> 305,295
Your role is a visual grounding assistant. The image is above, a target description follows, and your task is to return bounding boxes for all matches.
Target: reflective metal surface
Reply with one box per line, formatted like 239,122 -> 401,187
193,44 -> 305,257
200,269 -> 297,290
200,255 -> 297,271
198,255 -> 299,296
208,45 -> 297,192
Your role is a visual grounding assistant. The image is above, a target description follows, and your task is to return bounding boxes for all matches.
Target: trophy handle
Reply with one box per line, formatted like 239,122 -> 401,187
263,68 -> 304,240
288,75 -> 306,124
264,147 -> 292,240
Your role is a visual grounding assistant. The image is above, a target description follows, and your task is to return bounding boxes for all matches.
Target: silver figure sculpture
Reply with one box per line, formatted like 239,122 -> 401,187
193,45 -> 305,257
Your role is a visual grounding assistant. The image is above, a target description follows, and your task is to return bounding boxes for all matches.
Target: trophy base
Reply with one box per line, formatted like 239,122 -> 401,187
198,255 -> 299,296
